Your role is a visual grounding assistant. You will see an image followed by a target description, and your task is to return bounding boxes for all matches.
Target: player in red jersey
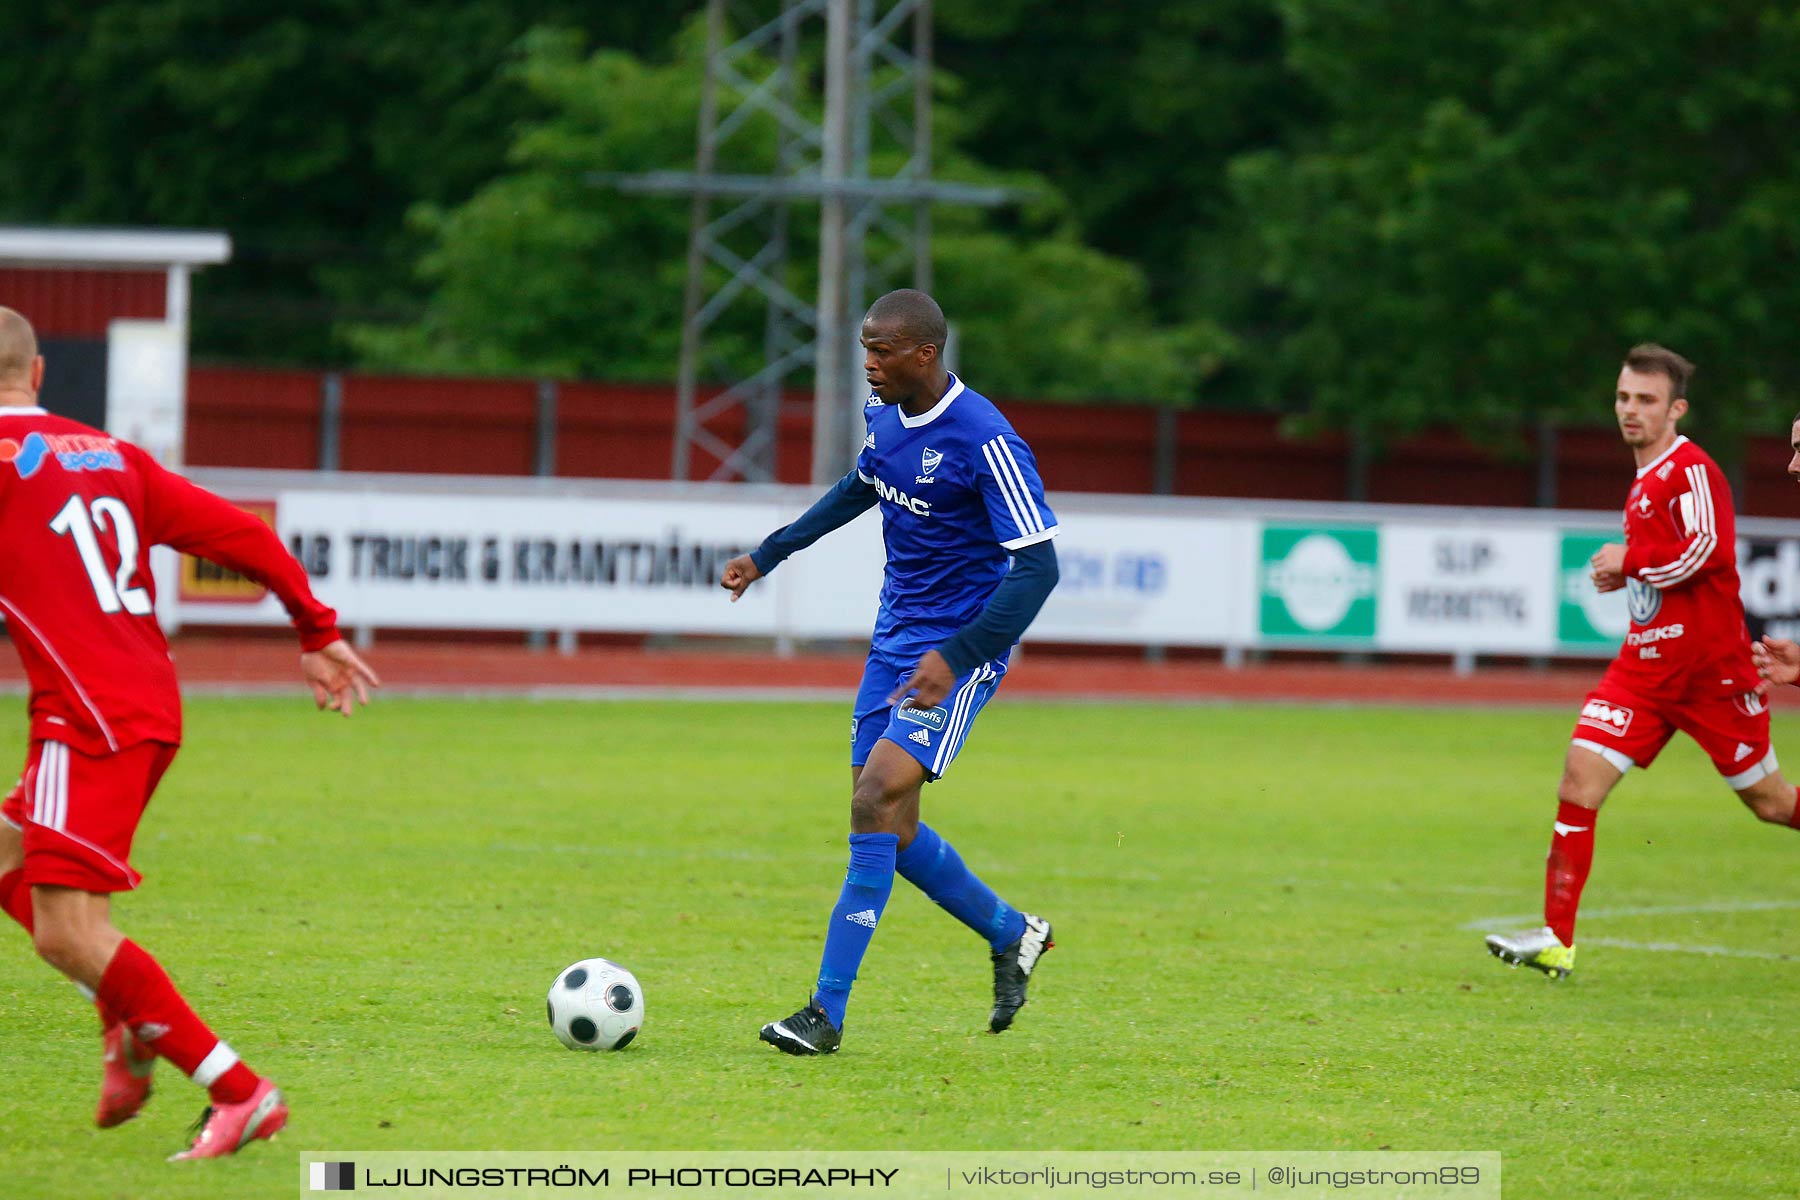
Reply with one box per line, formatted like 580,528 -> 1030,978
0,308 -> 379,1158
1487,345 -> 1800,979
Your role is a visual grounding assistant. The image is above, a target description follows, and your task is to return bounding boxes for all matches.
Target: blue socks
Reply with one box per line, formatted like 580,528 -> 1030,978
813,832 -> 898,1030
895,823 -> 1026,952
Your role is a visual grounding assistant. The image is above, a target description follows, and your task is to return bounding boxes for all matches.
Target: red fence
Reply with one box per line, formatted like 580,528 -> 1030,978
186,366 -> 1800,515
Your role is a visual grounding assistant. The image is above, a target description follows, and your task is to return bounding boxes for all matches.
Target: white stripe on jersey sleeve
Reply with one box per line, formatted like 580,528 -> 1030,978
980,439 -> 1034,538
1640,463 -> 1716,589
999,525 -> 1060,551
1638,467 -> 1711,588
994,438 -> 1048,533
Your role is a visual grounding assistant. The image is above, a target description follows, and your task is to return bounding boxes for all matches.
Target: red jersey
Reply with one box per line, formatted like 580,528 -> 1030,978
0,407 -> 339,755
1614,435 -> 1755,696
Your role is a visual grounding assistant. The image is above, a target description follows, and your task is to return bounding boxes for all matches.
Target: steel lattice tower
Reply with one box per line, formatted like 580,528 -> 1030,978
603,0 -> 1006,483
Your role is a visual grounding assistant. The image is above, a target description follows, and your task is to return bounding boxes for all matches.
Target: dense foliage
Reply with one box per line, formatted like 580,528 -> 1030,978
6,2 -> 1798,431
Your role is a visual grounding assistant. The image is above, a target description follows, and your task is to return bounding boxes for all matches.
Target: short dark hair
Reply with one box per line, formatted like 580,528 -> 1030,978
1622,343 -> 1694,401
863,288 -> 947,349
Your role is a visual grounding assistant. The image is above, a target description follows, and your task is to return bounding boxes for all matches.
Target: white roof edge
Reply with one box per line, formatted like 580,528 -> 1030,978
0,227 -> 232,268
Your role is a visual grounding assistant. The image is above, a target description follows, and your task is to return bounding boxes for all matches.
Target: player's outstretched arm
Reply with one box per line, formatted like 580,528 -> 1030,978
1752,635 -> 1800,694
133,447 -> 340,646
721,469 -> 876,600
302,640 -> 381,717
720,555 -> 762,602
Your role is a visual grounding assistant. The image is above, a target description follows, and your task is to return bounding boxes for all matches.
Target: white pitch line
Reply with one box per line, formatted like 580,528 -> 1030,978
1579,937 -> 1796,962
1461,897 -> 1800,931
1464,897 -> 1800,963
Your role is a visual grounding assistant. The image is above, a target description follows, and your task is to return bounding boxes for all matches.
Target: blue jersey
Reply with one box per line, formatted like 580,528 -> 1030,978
854,374 -> 1058,659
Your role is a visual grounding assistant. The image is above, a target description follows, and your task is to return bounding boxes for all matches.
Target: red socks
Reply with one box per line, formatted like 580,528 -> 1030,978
1790,787 -> 1800,829
8,884 -> 259,1103
96,939 -> 258,1104
0,869 -> 31,933
1544,801 -> 1597,947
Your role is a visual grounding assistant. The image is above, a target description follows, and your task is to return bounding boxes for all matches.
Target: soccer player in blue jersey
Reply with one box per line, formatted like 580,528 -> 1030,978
719,289 -> 1060,1055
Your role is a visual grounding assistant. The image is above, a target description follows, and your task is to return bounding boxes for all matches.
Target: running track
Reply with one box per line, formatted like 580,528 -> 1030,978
4,635 -> 1789,709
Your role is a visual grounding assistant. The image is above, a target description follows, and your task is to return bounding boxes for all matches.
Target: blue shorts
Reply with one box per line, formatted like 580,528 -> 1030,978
851,646 -> 1007,780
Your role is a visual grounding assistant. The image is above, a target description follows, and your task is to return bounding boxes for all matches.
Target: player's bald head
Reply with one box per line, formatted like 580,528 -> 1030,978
863,289 -> 947,349
0,307 -> 38,388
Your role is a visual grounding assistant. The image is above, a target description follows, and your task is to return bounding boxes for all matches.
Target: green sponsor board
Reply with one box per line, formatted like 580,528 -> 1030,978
1558,530 -> 1630,646
1259,525 -> 1379,640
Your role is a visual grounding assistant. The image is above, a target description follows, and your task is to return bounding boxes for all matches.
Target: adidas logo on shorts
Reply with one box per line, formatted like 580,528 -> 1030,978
909,728 -> 931,746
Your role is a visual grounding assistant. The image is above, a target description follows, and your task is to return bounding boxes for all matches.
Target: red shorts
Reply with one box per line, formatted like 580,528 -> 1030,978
1571,668 -> 1774,787
1,740 -> 177,892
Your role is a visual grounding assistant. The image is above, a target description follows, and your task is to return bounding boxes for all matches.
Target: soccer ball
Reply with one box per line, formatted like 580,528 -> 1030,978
546,959 -> 644,1051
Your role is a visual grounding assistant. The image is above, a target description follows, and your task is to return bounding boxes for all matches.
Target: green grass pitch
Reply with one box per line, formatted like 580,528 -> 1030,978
3,696 -> 1799,1198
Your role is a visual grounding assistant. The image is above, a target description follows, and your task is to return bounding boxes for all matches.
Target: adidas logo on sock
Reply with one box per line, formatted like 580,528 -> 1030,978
909,728 -> 931,746
845,909 -> 878,928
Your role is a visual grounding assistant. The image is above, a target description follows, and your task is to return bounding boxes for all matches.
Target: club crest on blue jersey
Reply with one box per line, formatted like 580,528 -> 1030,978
0,431 -> 123,479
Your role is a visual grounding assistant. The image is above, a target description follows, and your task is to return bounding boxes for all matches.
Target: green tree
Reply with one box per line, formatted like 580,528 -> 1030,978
347,28 -> 702,379
355,19 -> 1225,404
1231,0 -> 1800,444
935,0 -> 1316,404
0,2 -> 692,363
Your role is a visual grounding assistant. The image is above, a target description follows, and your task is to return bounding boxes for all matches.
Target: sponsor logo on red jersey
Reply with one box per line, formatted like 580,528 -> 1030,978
1578,699 -> 1634,736
1733,691 -> 1768,719
1625,577 -> 1663,624
0,431 -> 123,478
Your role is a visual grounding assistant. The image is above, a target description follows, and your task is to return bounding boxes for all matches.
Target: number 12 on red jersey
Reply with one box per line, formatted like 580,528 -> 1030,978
49,493 -> 152,616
